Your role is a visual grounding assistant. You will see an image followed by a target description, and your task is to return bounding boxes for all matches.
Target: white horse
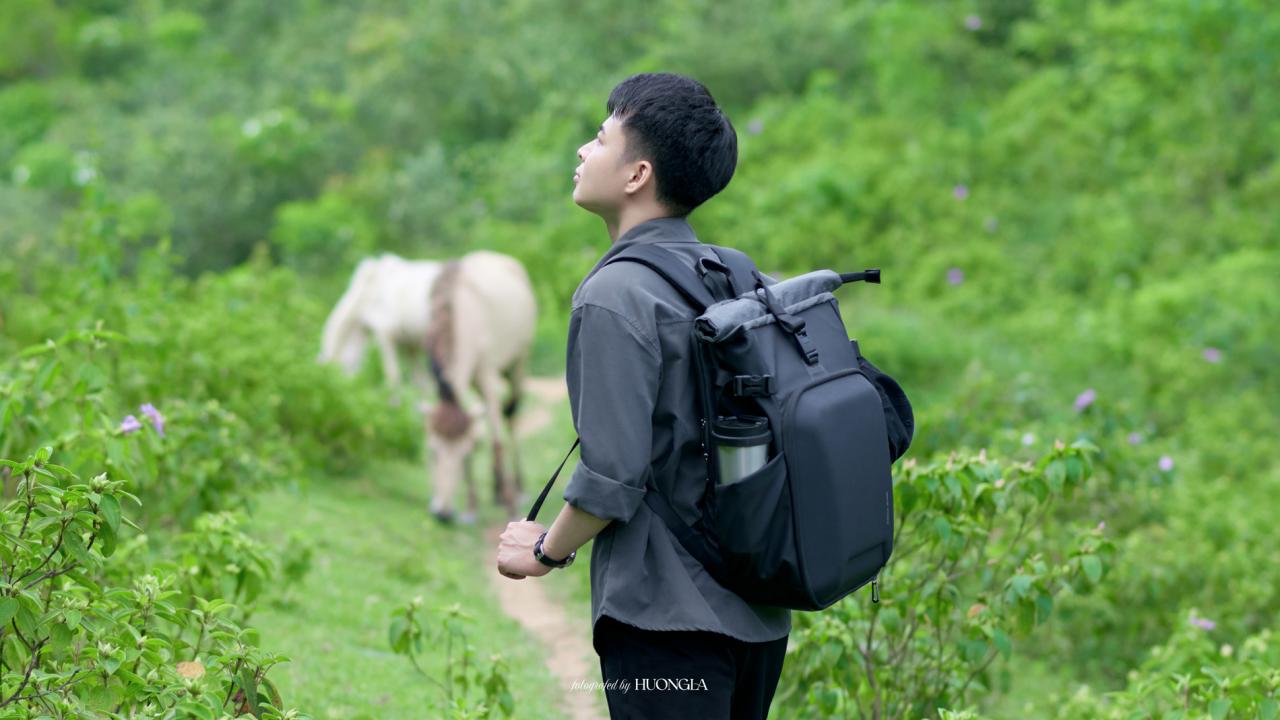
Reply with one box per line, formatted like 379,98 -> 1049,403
318,254 -> 443,394
423,250 -> 536,523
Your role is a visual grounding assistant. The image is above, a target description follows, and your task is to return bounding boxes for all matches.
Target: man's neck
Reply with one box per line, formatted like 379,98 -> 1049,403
605,204 -> 677,243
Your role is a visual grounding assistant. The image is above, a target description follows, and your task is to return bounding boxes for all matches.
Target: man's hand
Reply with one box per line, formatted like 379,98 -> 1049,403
496,520 -> 553,580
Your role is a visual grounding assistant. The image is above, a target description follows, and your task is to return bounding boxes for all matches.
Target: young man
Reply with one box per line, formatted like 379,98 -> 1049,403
496,73 -> 790,719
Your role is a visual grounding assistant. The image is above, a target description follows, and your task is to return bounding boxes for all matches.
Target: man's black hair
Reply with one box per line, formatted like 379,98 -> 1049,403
606,73 -> 737,216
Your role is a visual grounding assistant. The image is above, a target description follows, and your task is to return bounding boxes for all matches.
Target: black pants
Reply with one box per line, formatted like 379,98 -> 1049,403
592,614 -> 789,720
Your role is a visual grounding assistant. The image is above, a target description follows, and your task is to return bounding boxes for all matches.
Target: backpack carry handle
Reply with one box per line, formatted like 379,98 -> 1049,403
697,257 -> 739,297
839,268 -> 881,285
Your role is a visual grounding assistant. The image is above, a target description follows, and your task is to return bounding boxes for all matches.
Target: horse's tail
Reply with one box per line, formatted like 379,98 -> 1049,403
424,260 -> 463,404
319,257 -> 381,370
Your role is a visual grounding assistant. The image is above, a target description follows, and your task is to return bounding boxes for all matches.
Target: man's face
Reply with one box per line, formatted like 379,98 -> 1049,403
573,114 -> 633,215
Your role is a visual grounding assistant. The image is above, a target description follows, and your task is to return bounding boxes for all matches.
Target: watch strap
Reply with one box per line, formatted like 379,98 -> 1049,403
534,531 -> 575,568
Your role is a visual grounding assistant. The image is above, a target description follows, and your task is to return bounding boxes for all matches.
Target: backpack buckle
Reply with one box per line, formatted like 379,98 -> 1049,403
733,375 -> 775,397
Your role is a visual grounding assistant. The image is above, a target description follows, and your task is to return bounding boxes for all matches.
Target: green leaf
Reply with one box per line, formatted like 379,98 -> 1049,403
3,635 -> 25,671
962,638 -> 988,663
897,482 -> 918,515
1081,555 -> 1103,584
63,529 -> 92,566
180,702 -> 217,720
50,622 -> 73,653
1208,698 -> 1229,720
239,667 -> 262,714
1259,699 -> 1278,720
1007,574 -> 1033,599
89,682 -> 124,709
261,677 -> 284,709
389,616 -> 408,653
992,628 -> 1012,658
0,598 -> 18,627
99,494 -> 121,532
18,341 -> 56,358
99,522 -> 118,558
933,516 -> 951,542
14,604 -> 37,637
1035,593 -> 1054,624
1044,460 -> 1066,493
944,474 -> 962,499
1064,456 -> 1084,485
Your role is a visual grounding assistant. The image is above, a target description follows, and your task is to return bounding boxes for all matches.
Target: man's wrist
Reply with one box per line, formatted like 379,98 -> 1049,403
534,531 -> 575,568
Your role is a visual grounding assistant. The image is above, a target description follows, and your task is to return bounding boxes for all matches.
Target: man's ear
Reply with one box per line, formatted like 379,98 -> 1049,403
623,159 -> 654,196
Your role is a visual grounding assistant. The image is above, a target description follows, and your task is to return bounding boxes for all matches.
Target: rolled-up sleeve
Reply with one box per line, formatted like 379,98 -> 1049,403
562,302 -> 661,523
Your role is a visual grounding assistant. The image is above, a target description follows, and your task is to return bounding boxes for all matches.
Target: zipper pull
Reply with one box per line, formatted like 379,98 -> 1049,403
871,572 -> 881,604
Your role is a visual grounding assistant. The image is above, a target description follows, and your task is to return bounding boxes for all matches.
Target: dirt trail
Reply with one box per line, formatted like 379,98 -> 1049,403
487,376 -> 607,720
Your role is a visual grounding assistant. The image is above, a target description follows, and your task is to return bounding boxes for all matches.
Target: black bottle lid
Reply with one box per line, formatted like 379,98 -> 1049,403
711,415 -> 771,447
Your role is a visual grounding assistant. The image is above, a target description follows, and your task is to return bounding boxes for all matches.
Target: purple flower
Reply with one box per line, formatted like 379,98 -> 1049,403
120,415 -> 142,434
984,216 -> 999,232
1202,347 -> 1222,364
1073,388 -> 1097,412
140,403 -> 165,437
1021,432 -> 1036,447
1127,431 -> 1144,445
1189,612 -> 1216,631
746,119 -> 764,136
953,184 -> 969,200
964,14 -> 982,31
947,267 -> 965,286
1158,455 -> 1175,472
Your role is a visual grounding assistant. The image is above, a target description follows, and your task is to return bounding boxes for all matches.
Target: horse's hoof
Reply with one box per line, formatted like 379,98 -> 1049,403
431,509 -> 455,525
459,511 -> 477,525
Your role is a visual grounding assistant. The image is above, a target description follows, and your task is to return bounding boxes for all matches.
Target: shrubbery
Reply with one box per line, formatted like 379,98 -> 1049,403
0,190 -> 419,715
0,450 -> 303,717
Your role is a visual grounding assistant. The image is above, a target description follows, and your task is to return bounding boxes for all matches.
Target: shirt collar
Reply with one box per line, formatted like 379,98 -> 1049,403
575,216 -> 700,303
613,216 -> 698,247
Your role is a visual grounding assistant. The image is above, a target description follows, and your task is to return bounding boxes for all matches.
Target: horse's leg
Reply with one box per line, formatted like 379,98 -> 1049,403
460,447 -> 478,525
336,328 -> 369,376
373,329 -> 403,399
478,369 -> 516,519
410,348 -> 432,399
503,358 -> 528,504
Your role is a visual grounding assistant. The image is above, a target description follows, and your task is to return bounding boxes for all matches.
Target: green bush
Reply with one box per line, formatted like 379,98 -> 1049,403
0,451 -> 306,718
269,192 -> 377,275
775,442 -> 1108,718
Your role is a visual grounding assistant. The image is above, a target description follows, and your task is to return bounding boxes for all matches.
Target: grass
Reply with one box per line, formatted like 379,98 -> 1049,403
246,405 -> 596,719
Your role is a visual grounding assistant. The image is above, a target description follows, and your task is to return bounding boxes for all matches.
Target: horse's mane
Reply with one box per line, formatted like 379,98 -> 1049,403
425,260 -> 469,437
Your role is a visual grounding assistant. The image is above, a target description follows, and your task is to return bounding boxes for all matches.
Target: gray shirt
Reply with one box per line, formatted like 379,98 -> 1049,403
562,216 -> 792,643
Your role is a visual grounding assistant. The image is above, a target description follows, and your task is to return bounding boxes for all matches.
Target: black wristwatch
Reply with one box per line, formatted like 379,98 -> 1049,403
533,531 -> 576,569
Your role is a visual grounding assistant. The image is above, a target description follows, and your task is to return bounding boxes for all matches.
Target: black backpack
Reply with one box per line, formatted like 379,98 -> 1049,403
528,244 -> 914,611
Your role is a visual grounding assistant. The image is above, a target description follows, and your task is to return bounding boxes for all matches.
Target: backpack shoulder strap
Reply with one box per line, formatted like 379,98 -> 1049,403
604,243 -> 718,312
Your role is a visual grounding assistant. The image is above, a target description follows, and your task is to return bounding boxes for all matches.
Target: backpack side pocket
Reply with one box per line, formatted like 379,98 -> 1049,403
711,452 -> 804,605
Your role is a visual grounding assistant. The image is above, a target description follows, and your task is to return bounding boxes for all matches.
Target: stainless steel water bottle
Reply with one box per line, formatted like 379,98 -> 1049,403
712,415 -> 771,485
